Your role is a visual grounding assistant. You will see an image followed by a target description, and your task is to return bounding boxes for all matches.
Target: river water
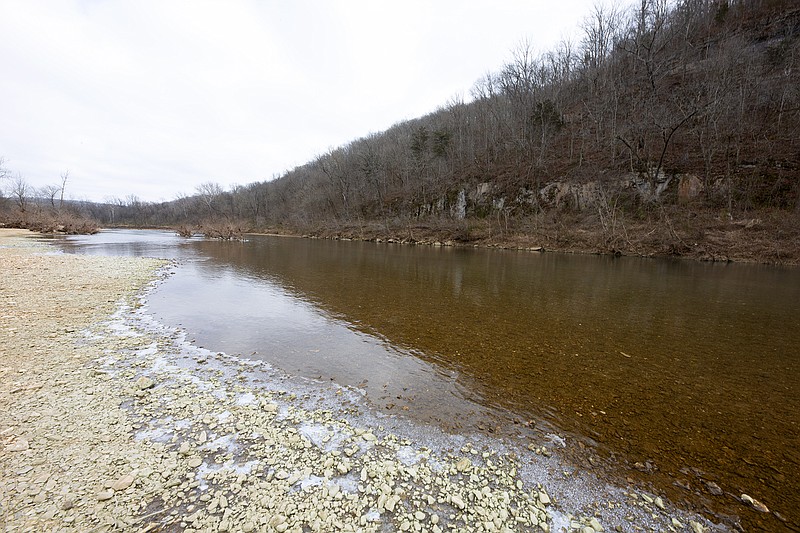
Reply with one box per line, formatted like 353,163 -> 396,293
56,229 -> 800,531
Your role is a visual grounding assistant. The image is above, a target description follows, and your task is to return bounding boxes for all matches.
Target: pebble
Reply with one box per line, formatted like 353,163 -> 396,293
135,376 -> 155,390
96,489 -> 114,501
112,473 -> 135,491
741,494 -> 769,512
690,520 -> 705,533
6,438 -> 29,452
451,494 -> 465,510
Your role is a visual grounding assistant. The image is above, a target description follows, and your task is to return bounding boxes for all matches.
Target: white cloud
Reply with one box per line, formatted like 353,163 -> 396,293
1,0 -> 600,202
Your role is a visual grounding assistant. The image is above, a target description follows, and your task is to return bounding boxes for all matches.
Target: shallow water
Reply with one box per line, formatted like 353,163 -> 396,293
57,229 -> 800,531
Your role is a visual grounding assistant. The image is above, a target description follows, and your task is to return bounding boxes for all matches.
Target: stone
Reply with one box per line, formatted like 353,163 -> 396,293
538,491 -> 550,505
97,489 -> 114,501
455,457 -> 472,472
112,473 -> 135,491
6,438 -> 29,452
589,517 -> 604,531
741,494 -> 769,512
704,481 -> 723,496
689,521 -> 704,533
62,495 -> 76,510
451,494 -> 465,510
135,376 -> 155,390
654,496 -> 665,510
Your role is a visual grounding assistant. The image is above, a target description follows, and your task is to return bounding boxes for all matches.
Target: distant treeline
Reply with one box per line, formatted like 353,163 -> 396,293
3,0 -> 799,251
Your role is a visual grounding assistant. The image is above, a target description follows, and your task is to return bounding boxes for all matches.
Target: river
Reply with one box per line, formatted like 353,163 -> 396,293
55,229 -> 800,531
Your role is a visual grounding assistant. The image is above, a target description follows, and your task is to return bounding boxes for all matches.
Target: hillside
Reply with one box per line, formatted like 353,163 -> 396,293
40,0 -> 800,262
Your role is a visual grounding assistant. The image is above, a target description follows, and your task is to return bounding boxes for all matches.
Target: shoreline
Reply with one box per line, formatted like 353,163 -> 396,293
1,229 -> 723,532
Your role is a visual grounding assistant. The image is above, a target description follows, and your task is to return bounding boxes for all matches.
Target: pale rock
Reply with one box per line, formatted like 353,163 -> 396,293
671,517 -> 684,529
6,438 -> 29,452
96,489 -> 114,501
385,495 -> 400,512
135,377 -> 154,390
187,457 -> 202,468
62,495 -> 76,510
689,520 -> 705,533
741,494 -> 769,512
112,473 -> 135,491
455,457 -> 472,472
451,494 -> 465,510
589,517 -> 604,531
654,496 -> 665,510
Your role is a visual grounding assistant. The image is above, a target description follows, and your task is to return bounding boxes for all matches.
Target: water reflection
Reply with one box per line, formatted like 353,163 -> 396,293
59,230 -> 800,530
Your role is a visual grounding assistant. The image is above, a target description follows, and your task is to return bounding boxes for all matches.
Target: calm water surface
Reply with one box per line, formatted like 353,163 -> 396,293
58,229 -> 800,531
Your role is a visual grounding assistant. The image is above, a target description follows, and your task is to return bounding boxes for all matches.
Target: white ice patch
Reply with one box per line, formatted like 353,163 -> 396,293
299,424 -> 328,448
337,475 -> 359,494
546,433 -> 567,447
201,434 -> 237,454
136,343 -> 158,357
550,509 -> 571,532
151,356 -> 180,373
236,392 -> 256,406
397,445 -> 428,466
135,427 -> 173,443
212,388 -> 228,400
298,423 -> 350,452
299,474 -> 325,491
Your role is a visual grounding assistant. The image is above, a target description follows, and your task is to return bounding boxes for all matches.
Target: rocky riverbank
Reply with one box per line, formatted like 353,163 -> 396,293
268,207 -> 800,266
1,229 -> 723,532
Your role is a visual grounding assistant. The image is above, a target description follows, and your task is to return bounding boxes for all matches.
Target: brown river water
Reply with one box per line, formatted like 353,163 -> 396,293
58,230 -> 800,531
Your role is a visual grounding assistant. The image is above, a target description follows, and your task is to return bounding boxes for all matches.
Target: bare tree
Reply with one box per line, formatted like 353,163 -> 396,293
59,170 -> 69,210
40,184 -> 61,208
11,174 -> 30,215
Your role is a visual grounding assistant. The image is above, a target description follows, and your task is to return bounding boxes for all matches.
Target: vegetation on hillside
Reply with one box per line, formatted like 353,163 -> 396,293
3,0 -> 799,260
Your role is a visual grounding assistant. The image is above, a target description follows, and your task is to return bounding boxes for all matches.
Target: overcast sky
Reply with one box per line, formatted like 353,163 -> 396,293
1,0 -> 604,203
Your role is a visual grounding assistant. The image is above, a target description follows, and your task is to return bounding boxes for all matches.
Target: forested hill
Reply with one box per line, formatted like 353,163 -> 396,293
105,0 -> 800,262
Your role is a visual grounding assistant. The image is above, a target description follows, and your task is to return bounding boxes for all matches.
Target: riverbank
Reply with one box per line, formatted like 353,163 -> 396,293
1,229 -> 723,532
260,207 -> 800,266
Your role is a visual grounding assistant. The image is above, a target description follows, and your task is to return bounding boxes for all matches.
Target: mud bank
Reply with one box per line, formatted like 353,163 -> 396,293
0,229 -> 724,532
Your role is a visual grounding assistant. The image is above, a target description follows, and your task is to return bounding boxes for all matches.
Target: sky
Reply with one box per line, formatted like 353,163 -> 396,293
1,0 -> 604,203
